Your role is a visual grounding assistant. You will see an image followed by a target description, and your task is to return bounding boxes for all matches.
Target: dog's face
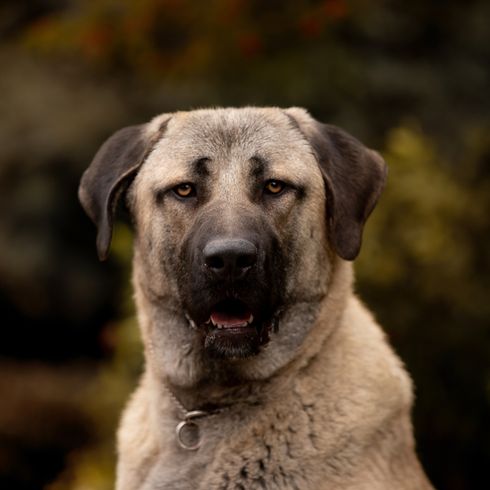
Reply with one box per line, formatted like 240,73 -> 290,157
130,109 -> 328,360
79,108 -> 386,380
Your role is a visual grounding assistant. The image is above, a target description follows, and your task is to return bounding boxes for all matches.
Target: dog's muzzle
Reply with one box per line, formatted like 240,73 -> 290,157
178,211 -> 286,360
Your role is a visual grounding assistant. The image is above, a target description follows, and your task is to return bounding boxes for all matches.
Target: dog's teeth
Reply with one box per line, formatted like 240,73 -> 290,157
247,314 -> 254,325
210,317 -> 216,326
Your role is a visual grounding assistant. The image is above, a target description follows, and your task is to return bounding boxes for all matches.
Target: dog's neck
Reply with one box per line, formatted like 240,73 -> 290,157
133,257 -> 353,411
163,375 -> 272,416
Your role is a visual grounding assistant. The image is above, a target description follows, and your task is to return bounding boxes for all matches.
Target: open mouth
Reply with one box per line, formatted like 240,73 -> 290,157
208,299 -> 255,330
198,299 -> 271,359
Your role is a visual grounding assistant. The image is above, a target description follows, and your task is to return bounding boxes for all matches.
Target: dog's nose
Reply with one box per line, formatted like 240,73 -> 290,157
203,239 -> 257,279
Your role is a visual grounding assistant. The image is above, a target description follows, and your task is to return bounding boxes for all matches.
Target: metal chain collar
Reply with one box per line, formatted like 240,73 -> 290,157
163,383 -> 227,451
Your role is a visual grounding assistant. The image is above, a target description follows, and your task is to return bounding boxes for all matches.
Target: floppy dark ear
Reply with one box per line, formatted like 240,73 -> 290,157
285,108 -> 387,261
78,117 -> 169,261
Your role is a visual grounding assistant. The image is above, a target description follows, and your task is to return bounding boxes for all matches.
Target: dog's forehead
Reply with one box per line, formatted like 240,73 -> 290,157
141,108 -> 319,182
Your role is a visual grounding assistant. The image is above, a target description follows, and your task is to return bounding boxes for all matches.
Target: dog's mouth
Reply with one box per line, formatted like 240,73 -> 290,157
208,300 -> 254,330
196,299 -> 273,359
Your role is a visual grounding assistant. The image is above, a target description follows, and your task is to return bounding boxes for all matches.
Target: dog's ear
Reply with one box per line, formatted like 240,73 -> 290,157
285,108 -> 387,261
79,115 -> 170,261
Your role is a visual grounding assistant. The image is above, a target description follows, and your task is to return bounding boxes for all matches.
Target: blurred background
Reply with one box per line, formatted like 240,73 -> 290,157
0,0 -> 489,488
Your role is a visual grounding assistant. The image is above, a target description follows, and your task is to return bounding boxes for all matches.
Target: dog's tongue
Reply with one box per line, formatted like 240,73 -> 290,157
210,310 -> 253,328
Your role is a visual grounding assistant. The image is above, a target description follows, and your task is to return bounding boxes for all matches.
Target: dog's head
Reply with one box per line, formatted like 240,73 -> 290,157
79,108 -> 386,382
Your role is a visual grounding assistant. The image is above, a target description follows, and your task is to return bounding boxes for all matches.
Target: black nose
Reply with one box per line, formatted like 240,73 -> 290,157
203,239 -> 257,279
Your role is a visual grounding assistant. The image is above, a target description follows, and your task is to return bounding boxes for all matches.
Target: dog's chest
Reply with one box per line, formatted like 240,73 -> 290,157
143,406 -> 320,490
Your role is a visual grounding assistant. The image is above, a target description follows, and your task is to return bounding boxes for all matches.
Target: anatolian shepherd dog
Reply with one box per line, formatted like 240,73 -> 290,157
79,107 -> 434,489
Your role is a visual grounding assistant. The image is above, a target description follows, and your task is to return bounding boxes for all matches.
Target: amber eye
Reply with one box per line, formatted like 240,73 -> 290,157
173,183 -> 196,198
264,180 -> 286,195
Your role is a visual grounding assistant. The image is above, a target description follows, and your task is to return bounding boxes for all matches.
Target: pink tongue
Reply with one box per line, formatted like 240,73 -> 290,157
210,311 -> 252,328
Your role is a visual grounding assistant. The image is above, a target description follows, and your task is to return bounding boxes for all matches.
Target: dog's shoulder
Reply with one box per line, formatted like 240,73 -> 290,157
321,294 -> 414,418
116,375 -> 161,490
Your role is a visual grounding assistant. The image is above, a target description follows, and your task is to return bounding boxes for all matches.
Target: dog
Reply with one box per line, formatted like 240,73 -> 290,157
79,107 -> 434,489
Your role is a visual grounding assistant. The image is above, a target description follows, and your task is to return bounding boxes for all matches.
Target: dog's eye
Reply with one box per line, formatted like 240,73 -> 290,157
173,183 -> 196,198
264,180 -> 286,195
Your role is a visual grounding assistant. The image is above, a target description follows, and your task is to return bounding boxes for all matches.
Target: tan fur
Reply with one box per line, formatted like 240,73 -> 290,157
82,108 -> 433,489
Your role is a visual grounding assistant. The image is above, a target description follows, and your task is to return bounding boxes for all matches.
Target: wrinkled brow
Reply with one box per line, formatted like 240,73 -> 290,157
250,155 -> 267,178
191,157 -> 211,177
